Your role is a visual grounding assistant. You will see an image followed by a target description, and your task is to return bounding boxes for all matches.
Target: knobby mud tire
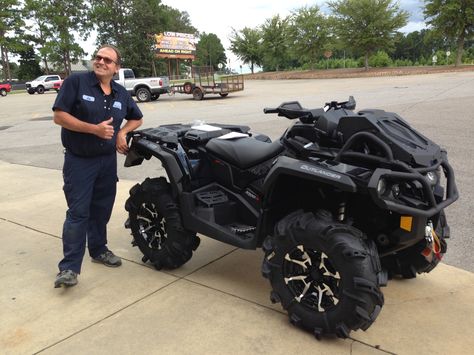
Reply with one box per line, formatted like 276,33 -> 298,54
125,177 -> 200,270
262,210 -> 386,339
381,210 -> 449,279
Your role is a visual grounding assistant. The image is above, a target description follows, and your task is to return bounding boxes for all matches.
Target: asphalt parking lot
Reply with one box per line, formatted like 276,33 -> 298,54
1,73 -> 473,272
1,74 -> 474,354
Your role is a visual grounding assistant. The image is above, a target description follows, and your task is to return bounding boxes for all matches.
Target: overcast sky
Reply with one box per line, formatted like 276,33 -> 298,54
76,0 -> 426,73
160,0 -> 426,72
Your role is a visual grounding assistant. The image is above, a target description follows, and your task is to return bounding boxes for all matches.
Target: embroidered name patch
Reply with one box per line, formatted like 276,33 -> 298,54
82,95 -> 95,102
113,101 -> 122,110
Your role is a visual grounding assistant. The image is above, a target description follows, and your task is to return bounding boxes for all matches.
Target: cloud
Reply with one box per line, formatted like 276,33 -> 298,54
161,0 -> 427,71
161,0 -> 324,71
399,0 -> 425,23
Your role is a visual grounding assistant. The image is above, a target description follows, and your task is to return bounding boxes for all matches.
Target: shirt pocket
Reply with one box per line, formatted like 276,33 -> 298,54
76,95 -> 102,123
111,101 -> 126,125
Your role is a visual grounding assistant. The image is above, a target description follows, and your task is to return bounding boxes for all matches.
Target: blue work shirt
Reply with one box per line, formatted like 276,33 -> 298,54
52,71 -> 143,157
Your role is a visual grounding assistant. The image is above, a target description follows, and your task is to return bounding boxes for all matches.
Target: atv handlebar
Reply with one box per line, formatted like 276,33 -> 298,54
263,96 -> 356,123
263,108 -> 278,114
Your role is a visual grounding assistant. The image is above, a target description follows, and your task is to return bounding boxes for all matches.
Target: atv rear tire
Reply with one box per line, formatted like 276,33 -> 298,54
125,177 -> 200,270
381,210 -> 449,279
262,210 -> 385,339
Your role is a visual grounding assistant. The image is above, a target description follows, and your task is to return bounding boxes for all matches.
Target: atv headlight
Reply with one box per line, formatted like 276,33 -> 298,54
377,178 -> 387,195
425,169 -> 439,186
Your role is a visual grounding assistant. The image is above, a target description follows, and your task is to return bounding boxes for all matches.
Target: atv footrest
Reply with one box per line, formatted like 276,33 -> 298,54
196,190 -> 228,207
227,223 -> 256,236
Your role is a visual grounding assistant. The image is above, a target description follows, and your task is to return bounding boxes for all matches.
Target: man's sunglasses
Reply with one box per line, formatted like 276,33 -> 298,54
94,55 -> 117,65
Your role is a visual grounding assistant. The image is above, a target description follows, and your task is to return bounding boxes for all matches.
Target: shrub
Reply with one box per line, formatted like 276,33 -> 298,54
393,59 -> 413,66
369,51 -> 393,67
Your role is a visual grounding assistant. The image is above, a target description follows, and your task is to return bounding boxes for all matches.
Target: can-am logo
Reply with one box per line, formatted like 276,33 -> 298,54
245,189 -> 259,201
300,164 -> 342,180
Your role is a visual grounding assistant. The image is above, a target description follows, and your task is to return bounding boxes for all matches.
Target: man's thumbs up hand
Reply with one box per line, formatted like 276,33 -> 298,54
96,117 -> 114,139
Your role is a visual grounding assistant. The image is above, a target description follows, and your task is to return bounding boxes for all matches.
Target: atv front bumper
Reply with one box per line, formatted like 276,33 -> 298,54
368,152 -> 458,217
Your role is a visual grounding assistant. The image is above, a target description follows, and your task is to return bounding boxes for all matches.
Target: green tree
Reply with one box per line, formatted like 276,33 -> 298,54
91,0 -> 196,76
126,0 -> 165,76
229,27 -> 262,74
424,0 -> 474,66
0,0 -> 24,80
392,29 -> 454,64
328,0 -> 408,69
11,61 -> 19,77
261,15 -> 290,71
160,5 -> 196,34
24,0 -> 52,73
16,46 -> 43,79
288,5 -> 330,69
35,0 -> 91,76
194,32 -> 227,70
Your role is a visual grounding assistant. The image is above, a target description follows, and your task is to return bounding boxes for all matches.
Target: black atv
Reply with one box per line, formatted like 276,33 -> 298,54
124,97 -> 458,339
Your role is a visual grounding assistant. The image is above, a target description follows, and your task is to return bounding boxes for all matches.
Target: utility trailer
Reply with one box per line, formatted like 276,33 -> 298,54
171,66 -> 244,100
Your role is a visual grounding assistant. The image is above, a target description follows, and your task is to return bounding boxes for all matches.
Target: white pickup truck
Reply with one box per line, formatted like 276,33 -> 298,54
114,68 -> 170,102
25,74 -> 62,94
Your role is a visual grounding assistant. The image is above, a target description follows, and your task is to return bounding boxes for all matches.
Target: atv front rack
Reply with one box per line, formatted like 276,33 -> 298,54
367,152 -> 458,217
332,130 -> 458,217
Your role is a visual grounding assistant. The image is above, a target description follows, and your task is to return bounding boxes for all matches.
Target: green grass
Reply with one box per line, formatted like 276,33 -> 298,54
7,90 -> 25,95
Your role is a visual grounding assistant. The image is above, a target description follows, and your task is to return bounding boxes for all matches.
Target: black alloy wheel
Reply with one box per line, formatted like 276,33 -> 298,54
283,246 -> 341,313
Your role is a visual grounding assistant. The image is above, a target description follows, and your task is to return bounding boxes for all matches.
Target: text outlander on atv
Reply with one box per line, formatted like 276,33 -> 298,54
123,97 -> 458,339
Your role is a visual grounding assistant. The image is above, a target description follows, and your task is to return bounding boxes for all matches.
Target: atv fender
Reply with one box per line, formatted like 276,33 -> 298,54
257,156 -> 357,242
125,138 -> 184,195
263,156 -> 357,195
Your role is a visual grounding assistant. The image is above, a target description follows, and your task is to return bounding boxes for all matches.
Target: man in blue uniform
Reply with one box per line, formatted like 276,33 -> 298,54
53,45 -> 143,288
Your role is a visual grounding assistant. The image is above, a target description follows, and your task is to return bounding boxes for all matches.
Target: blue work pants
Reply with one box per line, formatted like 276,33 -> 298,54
58,151 -> 117,273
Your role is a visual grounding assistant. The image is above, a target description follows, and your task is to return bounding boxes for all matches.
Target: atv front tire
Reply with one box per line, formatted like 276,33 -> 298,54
262,210 -> 386,339
126,177 -> 200,270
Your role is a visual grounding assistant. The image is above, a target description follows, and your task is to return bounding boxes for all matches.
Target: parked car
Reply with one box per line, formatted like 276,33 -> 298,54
113,68 -> 170,102
25,75 -> 62,94
0,82 -> 12,96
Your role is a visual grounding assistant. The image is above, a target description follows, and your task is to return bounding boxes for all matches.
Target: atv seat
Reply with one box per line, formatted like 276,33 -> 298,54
205,137 -> 284,169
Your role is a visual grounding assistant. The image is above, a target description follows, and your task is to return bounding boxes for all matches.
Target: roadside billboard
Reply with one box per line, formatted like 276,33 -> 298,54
155,32 -> 196,59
